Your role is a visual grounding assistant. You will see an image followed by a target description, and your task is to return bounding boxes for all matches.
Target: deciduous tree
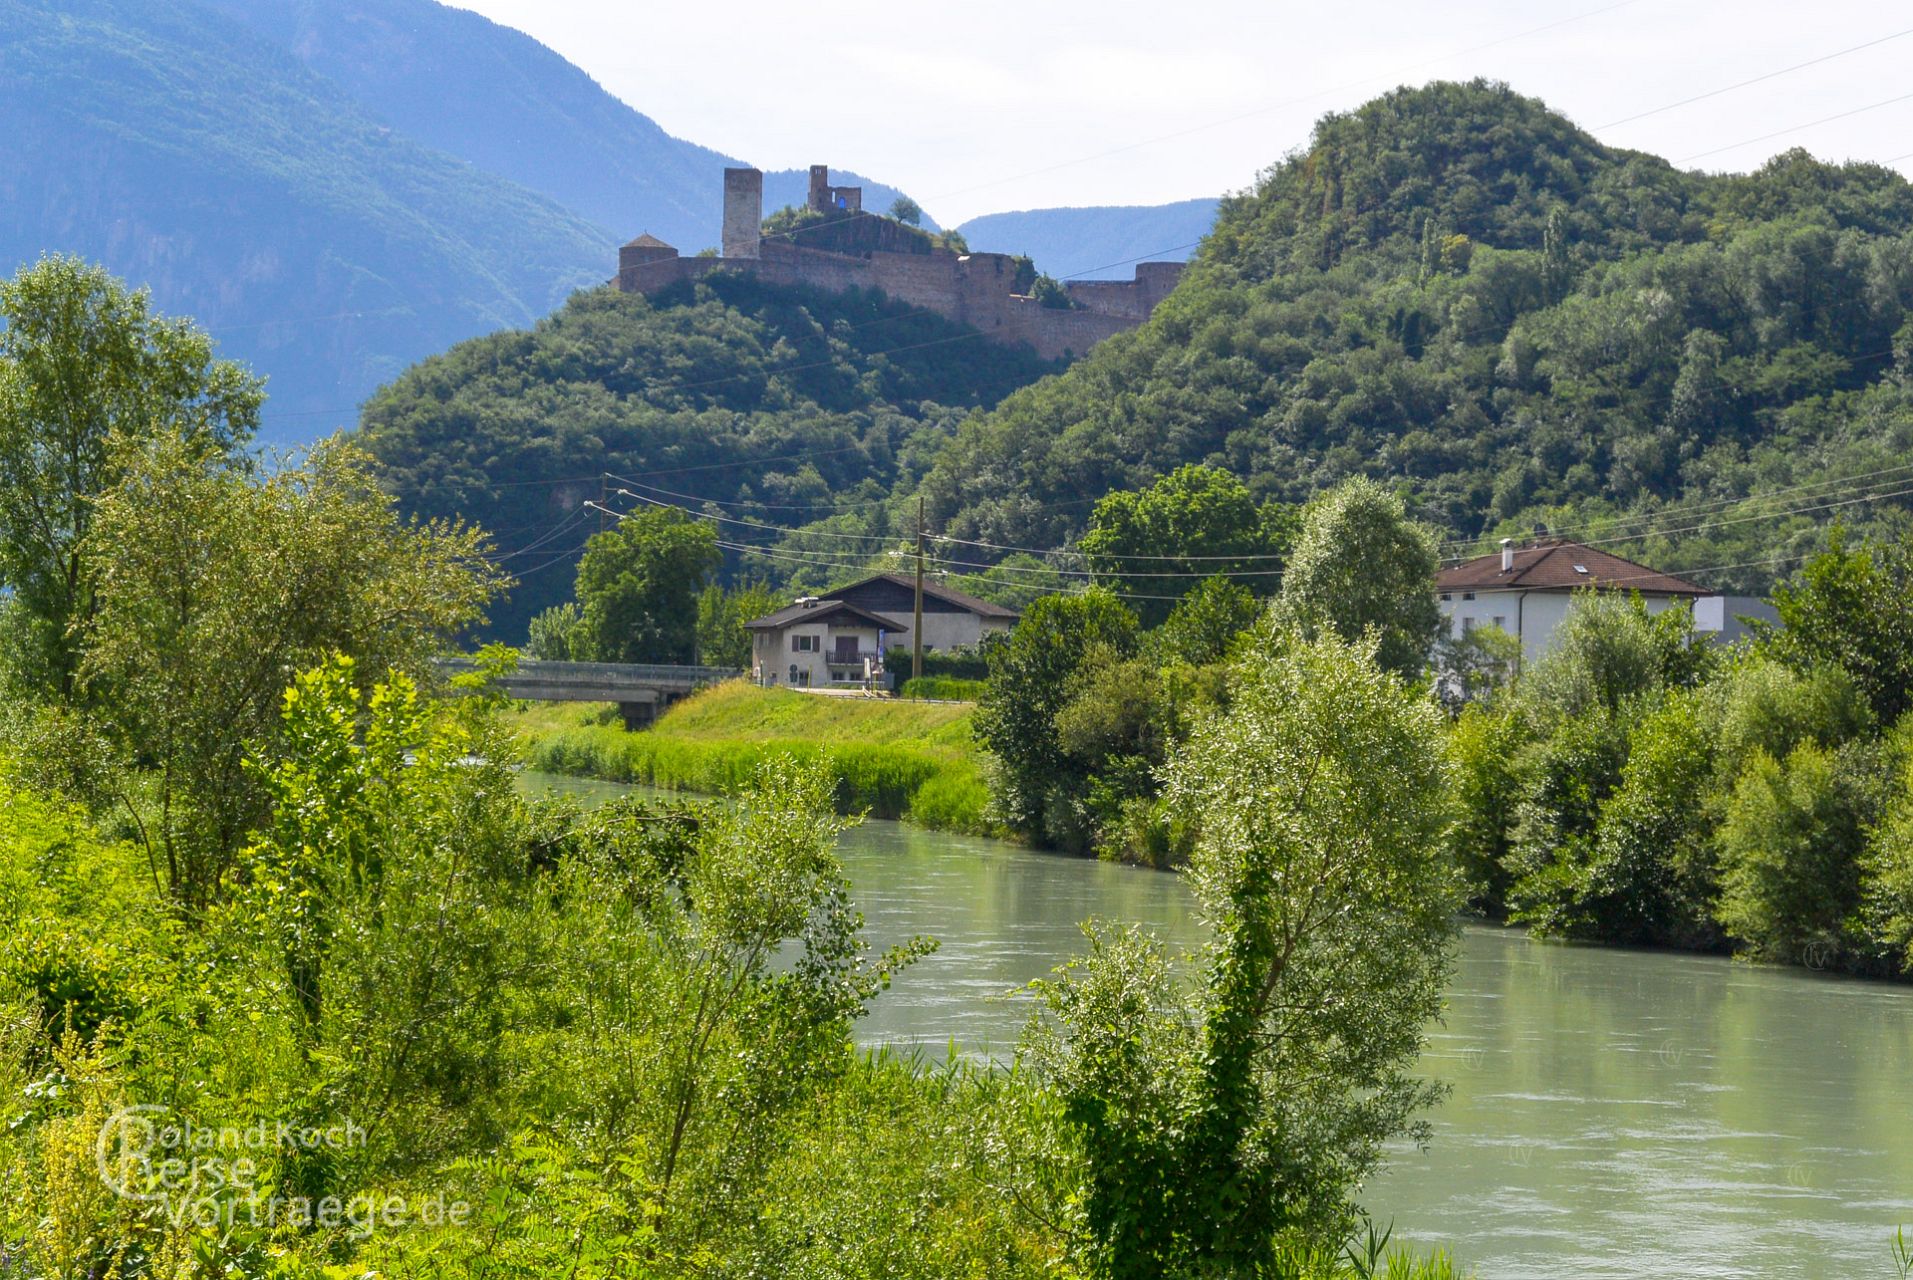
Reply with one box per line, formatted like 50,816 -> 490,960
0,256 -> 260,697
83,434 -> 499,906
1275,477 -> 1440,678
973,590 -> 1137,841
572,507 -> 721,664
1028,627 -> 1457,1276
1081,466 -> 1292,627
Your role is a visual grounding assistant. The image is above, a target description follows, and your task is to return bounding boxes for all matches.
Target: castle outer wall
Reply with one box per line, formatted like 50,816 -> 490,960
616,165 -> 1186,364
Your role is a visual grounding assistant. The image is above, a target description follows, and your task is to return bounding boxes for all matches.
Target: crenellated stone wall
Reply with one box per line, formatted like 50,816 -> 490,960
616,164 -> 1185,362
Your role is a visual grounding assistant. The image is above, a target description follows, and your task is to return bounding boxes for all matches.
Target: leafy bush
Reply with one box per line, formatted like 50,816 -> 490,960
900,675 -> 986,700
887,640 -> 1001,681
1029,627 -> 1458,1272
1715,741 -> 1889,967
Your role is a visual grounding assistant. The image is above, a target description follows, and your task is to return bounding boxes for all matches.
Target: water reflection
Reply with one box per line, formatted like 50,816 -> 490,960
524,772 -> 1913,1279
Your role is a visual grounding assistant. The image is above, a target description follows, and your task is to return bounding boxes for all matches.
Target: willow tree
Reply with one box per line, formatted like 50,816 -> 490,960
1028,626 -> 1457,1276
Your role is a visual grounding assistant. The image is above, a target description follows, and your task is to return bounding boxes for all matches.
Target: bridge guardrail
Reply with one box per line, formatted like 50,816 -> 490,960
436,657 -> 742,687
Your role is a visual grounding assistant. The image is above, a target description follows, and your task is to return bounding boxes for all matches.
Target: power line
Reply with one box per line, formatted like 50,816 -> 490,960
1681,89 -> 1913,164
1596,24 -> 1913,130
1437,460 -> 1913,551
609,474 -> 903,513
506,540 -> 593,580
493,504 -> 594,559
1057,242 -> 1204,282
921,0 -> 1645,204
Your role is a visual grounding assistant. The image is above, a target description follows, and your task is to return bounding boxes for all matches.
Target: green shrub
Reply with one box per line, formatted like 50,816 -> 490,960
1585,689 -> 1721,948
886,642 -> 998,681
1505,707 -> 1634,934
901,763 -> 991,834
1445,702 -> 1529,912
1716,741 -> 1888,966
900,676 -> 985,700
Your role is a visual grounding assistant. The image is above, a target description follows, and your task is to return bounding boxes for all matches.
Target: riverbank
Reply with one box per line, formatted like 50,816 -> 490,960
511,679 -> 997,833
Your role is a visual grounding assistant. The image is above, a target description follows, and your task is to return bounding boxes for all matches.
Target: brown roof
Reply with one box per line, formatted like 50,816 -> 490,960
827,572 -> 1021,619
743,598 -> 910,633
623,233 -> 674,249
1438,540 -> 1708,596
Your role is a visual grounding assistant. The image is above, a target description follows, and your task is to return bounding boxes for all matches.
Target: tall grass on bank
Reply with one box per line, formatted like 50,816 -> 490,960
899,676 -> 986,700
520,681 -> 995,833
531,725 -> 991,830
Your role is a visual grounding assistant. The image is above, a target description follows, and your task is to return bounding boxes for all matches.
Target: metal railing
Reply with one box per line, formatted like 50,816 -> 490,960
437,657 -> 741,688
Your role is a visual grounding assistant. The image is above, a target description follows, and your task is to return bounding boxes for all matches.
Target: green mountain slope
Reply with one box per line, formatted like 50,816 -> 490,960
920,81 -> 1913,592
0,0 -> 611,446
358,275 -> 1058,639
956,198 -> 1219,280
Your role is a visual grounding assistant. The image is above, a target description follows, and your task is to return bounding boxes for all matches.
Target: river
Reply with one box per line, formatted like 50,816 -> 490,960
527,772 -> 1913,1279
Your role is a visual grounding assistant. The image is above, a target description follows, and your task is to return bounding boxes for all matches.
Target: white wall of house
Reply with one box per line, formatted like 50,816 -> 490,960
1439,589 -> 1688,665
912,612 -> 1014,652
752,621 -> 894,688
1692,595 -> 1779,646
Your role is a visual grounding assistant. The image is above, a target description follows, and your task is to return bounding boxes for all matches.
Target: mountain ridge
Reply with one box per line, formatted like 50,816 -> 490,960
0,0 -> 936,445
957,198 -> 1220,280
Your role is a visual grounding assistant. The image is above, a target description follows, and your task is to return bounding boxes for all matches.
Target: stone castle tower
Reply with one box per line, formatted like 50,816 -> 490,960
617,164 -> 1185,363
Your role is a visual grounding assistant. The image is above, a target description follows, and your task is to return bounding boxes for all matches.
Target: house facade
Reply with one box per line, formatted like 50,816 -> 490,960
743,573 -> 1019,689
1438,538 -> 1748,664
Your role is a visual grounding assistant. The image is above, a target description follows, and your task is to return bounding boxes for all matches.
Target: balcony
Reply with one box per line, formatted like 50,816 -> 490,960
825,651 -> 884,682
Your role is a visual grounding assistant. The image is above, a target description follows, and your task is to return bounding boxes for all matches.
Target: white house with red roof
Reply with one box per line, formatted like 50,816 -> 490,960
1437,537 -> 1772,663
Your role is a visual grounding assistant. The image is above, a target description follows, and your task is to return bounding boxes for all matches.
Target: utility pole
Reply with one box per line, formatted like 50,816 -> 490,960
912,494 -> 924,685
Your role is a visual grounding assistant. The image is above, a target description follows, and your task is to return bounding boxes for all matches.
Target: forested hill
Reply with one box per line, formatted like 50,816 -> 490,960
357,275 -> 1058,639
920,80 -> 1913,594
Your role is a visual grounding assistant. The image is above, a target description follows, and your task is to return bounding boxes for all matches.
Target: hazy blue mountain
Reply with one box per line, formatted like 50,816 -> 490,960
956,198 -> 1220,279
0,0 -> 609,446
195,0 -> 933,247
1,0 -> 929,446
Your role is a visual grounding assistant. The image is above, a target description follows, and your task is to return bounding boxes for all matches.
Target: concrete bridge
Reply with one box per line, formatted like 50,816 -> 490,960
439,657 -> 740,726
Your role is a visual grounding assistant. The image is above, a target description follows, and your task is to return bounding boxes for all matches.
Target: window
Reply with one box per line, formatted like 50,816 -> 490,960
791,634 -> 819,653
1440,593 -> 1452,602
1573,564 -> 1590,575
1462,592 -> 1476,601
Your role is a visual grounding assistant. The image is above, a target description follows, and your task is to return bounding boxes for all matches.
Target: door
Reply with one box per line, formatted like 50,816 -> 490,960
833,635 -> 858,663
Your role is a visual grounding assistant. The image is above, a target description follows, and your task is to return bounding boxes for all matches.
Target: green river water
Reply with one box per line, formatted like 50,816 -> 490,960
527,772 -> 1913,1279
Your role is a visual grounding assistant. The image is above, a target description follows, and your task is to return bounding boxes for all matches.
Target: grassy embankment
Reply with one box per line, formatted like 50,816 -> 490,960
514,679 -> 994,833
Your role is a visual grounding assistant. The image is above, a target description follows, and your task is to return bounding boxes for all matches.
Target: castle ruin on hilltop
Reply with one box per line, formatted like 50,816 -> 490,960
615,165 -> 1185,362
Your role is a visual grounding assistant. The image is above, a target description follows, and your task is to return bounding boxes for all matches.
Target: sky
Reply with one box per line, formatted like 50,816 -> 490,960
452,0 -> 1913,226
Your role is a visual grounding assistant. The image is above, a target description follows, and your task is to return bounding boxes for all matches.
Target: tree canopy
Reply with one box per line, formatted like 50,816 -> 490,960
358,274 -> 1057,640
915,81 -> 1913,593
572,506 -> 723,664
0,256 -> 261,695
1080,464 -> 1294,627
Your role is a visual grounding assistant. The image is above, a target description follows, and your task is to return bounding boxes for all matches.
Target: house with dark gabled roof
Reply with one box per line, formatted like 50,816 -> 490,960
743,573 -> 1018,689
1437,536 -> 1768,662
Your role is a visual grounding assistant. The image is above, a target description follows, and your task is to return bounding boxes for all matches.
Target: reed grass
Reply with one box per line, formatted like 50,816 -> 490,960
517,681 -> 994,834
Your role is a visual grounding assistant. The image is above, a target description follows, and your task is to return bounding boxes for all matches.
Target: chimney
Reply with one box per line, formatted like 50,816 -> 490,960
1500,538 -> 1515,573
